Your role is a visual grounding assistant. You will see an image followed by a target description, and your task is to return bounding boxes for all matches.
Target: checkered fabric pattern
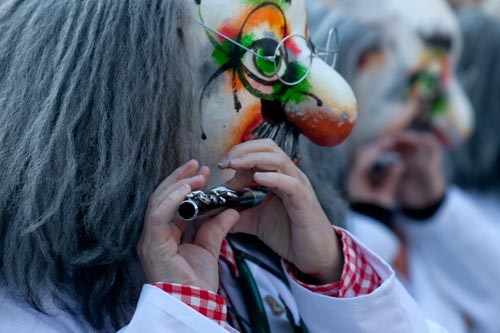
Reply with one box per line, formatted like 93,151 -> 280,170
153,227 -> 382,327
152,283 -> 227,326
285,228 -> 382,297
220,239 -> 238,277
338,228 -> 382,297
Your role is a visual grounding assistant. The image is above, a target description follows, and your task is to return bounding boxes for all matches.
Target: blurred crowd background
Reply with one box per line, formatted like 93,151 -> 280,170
299,0 -> 500,332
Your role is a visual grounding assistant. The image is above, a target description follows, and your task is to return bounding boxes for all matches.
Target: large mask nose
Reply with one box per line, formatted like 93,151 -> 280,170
408,54 -> 474,146
283,58 -> 357,146
433,76 -> 474,145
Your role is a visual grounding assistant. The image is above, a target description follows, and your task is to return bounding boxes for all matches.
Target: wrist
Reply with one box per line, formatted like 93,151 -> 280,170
294,231 -> 344,284
285,227 -> 383,298
152,282 -> 227,326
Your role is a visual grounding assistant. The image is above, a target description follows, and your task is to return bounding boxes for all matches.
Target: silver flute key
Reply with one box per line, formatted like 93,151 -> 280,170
177,186 -> 267,221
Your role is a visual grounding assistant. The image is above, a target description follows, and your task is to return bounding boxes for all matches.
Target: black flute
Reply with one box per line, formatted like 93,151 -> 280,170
370,151 -> 401,186
177,186 -> 267,221
372,151 -> 401,173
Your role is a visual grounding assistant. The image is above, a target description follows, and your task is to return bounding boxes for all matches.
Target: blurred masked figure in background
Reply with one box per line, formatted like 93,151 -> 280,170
305,0 -> 500,332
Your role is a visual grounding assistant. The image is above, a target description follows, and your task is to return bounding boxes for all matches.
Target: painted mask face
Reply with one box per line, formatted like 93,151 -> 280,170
188,0 -> 357,185
348,0 -> 473,147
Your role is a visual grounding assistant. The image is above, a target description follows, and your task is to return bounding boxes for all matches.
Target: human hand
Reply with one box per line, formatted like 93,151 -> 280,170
137,160 -> 239,292
394,131 -> 446,209
218,139 -> 343,284
346,136 -> 405,210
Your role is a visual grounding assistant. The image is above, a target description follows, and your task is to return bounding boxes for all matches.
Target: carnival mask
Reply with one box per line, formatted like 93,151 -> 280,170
345,0 -> 473,147
189,0 -> 357,184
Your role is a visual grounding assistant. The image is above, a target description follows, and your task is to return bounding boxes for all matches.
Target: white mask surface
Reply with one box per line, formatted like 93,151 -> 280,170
187,0 -> 357,185
310,0 -> 473,148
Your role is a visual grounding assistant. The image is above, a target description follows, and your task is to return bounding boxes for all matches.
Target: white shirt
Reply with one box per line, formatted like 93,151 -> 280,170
0,229 -> 446,333
348,187 -> 500,333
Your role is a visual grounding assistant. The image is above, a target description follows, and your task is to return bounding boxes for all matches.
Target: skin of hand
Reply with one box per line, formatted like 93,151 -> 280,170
218,139 -> 344,285
137,160 -> 240,293
394,131 -> 446,210
346,136 -> 406,210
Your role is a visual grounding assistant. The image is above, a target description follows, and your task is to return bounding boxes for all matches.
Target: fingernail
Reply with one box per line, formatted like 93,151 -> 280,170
230,157 -> 243,164
198,165 -> 209,174
183,159 -> 195,168
218,156 -> 229,168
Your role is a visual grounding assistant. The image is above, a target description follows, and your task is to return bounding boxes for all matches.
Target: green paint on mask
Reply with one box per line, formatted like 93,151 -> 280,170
278,63 -> 312,105
209,28 -> 313,107
255,48 -> 276,77
236,61 -> 312,104
430,95 -> 448,115
212,34 -> 257,67
409,70 -> 448,116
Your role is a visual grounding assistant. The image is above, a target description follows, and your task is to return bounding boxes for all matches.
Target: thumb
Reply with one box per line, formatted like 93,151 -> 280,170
193,209 -> 240,259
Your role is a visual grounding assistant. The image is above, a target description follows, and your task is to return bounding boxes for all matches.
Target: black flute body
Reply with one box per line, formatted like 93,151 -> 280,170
370,151 -> 401,186
372,151 -> 401,173
178,186 -> 267,221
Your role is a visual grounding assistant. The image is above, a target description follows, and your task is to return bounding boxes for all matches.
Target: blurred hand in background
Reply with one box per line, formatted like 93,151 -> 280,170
347,131 -> 446,211
395,131 -> 446,210
347,136 -> 405,210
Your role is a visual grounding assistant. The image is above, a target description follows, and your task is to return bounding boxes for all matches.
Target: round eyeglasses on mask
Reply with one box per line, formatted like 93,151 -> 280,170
194,19 -> 339,86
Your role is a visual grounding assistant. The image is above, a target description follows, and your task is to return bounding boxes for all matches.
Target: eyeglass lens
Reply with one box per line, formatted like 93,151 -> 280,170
194,18 -> 339,86
271,29 -> 339,86
273,35 -> 314,86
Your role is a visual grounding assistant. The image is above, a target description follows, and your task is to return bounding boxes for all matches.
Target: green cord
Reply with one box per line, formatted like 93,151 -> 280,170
226,235 -> 309,333
235,252 -> 272,333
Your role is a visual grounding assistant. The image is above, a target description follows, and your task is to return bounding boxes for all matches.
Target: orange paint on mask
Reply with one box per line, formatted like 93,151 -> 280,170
287,108 -> 355,146
441,57 -> 452,85
241,6 -> 302,56
219,5 -> 288,41
228,102 -> 264,150
221,70 -> 245,95
222,69 -> 274,104
414,51 -> 452,86
215,4 -> 303,97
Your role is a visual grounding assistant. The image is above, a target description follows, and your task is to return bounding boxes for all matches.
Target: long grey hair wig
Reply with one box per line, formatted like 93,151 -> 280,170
0,0 -> 200,330
450,7 -> 500,190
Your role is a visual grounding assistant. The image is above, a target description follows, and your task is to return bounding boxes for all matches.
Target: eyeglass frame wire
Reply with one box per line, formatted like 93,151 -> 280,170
192,18 -> 339,86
